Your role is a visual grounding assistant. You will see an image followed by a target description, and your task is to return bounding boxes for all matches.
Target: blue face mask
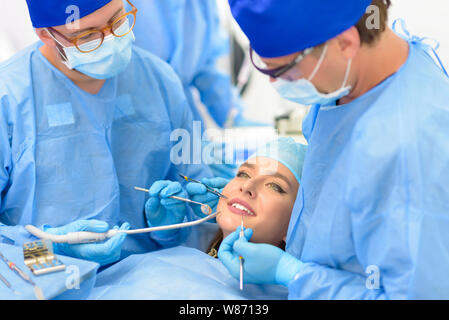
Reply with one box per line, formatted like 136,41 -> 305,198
272,43 -> 352,106
46,20 -> 135,80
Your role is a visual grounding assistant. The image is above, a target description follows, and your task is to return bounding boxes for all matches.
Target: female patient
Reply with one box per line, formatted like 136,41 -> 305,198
204,137 -> 304,258
88,137 -> 306,300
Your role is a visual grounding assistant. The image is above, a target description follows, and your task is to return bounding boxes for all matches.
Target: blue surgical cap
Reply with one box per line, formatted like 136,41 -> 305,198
249,137 -> 307,183
26,0 -> 113,28
229,0 -> 372,58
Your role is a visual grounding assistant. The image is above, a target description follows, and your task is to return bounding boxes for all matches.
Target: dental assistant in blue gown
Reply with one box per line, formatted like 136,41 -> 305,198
128,0 -> 253,129
0,0 -> 213,266
219,0 -> 449,299
129,0 -> 269,181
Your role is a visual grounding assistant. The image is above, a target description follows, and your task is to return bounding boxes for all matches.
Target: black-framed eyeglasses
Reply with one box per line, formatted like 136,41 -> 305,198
249,46 -> 314,79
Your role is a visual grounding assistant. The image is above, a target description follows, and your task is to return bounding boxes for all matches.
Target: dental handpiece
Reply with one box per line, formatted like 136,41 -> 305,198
25,211 -> 220,245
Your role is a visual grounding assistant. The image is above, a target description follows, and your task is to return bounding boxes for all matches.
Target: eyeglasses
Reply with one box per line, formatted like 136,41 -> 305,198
48,0 -> 138,53
249,46 -> 314,79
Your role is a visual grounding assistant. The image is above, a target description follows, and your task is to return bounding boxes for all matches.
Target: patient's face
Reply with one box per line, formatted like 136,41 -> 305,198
216,157 -> 299,247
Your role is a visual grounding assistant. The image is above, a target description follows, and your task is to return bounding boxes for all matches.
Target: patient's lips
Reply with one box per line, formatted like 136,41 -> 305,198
227,198 -> 256,216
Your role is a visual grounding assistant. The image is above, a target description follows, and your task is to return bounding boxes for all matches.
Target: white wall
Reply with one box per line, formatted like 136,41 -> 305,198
0,1 -> 38,62
390,0 -> 449,67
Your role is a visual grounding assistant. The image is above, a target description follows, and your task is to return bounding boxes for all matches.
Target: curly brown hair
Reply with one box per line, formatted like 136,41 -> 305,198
356,0 -> 392,45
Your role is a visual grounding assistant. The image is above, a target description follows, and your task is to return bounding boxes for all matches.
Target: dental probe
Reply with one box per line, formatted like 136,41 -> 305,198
25,211 -> 220,245
0,272 -> 12,291
0,251 -> 44,300
134,186 -> 212,215
179,174 -> 228,199
239,215 -> 244,291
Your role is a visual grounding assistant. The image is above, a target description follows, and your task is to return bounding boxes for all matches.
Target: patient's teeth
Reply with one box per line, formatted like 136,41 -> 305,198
231,203 -> 254,215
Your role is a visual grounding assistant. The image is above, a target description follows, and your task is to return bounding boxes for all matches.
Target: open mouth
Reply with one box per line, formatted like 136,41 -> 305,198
227,198 -> 256,216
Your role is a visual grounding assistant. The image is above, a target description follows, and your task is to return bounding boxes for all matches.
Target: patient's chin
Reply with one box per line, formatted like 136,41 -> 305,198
216,208 -> 240,235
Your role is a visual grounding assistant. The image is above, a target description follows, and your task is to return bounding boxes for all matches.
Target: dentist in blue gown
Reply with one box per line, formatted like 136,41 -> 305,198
0,0 -> 213,267
219,0 -> 449,299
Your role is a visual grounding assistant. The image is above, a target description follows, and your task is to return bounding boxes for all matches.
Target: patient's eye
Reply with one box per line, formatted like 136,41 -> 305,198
236,170 -> 250,179
267,182 -> 286,194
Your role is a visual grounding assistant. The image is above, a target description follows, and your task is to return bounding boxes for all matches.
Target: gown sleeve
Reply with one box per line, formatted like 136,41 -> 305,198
0,92 -> 38,246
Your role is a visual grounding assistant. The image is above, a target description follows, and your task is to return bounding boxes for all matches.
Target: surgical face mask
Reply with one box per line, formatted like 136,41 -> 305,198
46,20 -> 135,80
272,43 -> 352,106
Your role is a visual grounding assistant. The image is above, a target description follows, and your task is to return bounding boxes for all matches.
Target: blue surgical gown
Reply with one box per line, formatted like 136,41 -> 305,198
0,42 -> 213,258
129,0 -> 242,128
88,246 -> 287,300
286,40 -> 449,299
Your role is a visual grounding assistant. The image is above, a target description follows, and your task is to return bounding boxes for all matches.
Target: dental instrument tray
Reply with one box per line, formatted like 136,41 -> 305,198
22,240 -> 66,276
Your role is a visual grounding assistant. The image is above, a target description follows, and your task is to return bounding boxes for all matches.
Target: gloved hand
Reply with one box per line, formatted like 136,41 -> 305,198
218,227 -> 303,287
145,180 -> 188,227
185,177 -> 229,218
44,220 -> 129,266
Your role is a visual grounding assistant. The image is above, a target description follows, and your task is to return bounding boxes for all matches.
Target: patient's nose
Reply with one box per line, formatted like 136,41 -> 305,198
240,180 -> 256,198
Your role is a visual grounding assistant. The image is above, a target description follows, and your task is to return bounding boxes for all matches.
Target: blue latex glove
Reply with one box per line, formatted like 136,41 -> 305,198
185,177 -> 229,218
145,180 -> 188,227
44,220 -> 129,266
218,227 -> 303,287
